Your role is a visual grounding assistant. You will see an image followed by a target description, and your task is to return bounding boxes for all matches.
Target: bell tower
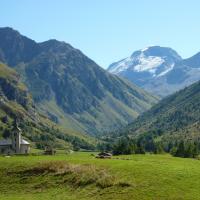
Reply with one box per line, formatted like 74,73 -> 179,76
11,119 -> 22,153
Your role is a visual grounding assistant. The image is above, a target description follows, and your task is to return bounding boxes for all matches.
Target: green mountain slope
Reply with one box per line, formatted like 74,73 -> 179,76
0,27 -> 158,135
0,63 -> 95,150
120,80 -> 200,142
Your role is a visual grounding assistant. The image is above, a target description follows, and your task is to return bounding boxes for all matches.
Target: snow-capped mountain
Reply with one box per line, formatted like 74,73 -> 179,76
108,46 -> 200,97
108,46 -> 182,82
109,46 -> 181,76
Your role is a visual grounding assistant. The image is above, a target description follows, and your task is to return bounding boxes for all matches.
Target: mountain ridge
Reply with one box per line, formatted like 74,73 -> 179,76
0,27 -> 158,135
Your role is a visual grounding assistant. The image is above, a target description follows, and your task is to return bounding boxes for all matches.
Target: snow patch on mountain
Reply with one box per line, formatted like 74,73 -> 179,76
157,63 -> 175,77
109,53 -> 165,76
109,57 -> 132,74
108,46 -> 182,78
134,55 -> 164,73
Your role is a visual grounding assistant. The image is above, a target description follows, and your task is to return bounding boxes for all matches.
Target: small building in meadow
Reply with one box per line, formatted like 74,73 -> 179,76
96,152 -> 112,159
0,121 -> 30,155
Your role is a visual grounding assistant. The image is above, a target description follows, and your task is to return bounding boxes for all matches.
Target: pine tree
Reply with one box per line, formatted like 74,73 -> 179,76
175,141 -> 185,157
153,143 -> 164,154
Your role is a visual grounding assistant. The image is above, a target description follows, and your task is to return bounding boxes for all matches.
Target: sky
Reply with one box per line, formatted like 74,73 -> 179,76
1,0 -> 200,68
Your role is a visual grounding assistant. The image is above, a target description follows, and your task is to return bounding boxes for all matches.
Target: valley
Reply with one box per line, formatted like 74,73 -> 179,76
0,27 -> 200,158
1,2 -> 200,198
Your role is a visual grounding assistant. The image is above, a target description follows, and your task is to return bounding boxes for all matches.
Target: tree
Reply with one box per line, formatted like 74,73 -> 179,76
184,143 -> 194,158
135,143 -> 145,154
1,116 -> 8,124
175,141 -> 185,157
170,141 -> 199,158
153,142 -> 164,154
170,146 -> 178,156
184,143 -> 199,158
192,143 -> 199,158
2,129 -> 11,138
112,137 -> 137,155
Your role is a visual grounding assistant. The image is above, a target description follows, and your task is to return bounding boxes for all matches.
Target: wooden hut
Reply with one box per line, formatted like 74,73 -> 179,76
96,152 -> 112,159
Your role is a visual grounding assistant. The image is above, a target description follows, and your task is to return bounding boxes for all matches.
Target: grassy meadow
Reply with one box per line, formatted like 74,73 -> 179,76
0,152 -> 200,200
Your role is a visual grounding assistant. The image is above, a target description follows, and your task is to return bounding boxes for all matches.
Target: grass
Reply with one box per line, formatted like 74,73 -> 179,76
21,161 -> 121,188
0,152 -> 200,199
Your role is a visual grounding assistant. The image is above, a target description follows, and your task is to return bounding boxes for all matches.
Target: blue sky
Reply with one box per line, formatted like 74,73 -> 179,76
1,0 -> 200,68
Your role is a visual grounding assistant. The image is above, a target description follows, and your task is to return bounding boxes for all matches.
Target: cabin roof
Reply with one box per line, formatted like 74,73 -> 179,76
21,139 -> 30,145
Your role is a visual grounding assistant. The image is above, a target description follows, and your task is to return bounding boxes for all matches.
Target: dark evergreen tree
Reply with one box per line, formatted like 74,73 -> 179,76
153,142 -> 164,154
175,141 -> 185,157
2,129 -> 11,138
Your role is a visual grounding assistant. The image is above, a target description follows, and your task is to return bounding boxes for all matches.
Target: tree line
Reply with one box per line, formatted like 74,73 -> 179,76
97,135 -> 200,158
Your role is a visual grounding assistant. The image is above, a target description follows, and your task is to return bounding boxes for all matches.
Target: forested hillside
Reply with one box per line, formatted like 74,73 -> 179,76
107,80 -> 200,156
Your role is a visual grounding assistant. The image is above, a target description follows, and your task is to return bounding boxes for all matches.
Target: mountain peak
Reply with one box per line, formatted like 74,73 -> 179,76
0,27 -> 39,66
0,27 -> 21,35
108,46 -> 200,97
131,46 -> 182,59
140,45 -> 160,52
39,39 -> 75,54
108,46 -> 181,77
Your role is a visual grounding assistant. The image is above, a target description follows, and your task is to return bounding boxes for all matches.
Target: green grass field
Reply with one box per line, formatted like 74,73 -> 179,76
0,152 -> 200,200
